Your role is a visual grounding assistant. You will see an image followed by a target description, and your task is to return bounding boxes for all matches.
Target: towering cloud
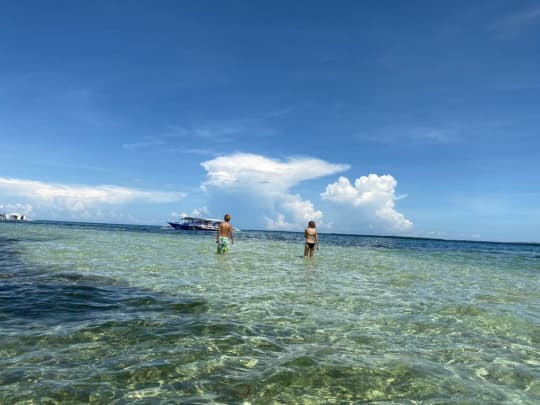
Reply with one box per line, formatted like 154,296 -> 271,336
201,153 -> 349,229
321,174 -> 412,231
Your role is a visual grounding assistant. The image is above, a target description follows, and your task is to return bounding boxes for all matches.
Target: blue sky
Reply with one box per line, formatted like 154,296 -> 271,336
1,1 -> 539,242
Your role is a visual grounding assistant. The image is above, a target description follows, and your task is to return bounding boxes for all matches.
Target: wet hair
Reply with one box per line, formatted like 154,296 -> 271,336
308,221 -> 316,227
224,214 -> 231,221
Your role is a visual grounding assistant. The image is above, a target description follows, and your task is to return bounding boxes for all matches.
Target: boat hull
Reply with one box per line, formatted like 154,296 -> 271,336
168,222 -> 218,231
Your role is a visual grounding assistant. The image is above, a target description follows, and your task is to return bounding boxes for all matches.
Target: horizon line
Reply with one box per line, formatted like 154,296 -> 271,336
11,219 -> 540,246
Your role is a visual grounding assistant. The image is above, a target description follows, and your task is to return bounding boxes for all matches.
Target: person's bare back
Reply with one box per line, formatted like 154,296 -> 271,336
304,220 -> 319,258
218,221 -> 232,238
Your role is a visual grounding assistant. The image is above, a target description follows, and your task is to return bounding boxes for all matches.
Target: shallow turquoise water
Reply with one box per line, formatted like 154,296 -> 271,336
1,221 -> 539,403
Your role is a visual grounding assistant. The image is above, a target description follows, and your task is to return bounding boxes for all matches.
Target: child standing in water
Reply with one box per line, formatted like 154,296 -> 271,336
216,214 -> 234,253
304,220 -> 319,258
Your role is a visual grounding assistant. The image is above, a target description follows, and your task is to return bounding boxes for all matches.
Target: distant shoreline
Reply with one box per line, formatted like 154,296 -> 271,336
5,219 -> 539,246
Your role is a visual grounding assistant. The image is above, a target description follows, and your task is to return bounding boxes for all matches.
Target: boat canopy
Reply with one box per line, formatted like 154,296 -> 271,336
180,216 -> 222,223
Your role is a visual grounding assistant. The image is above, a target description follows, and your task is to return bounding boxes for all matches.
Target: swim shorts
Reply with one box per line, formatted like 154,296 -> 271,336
217,236 -> 230,253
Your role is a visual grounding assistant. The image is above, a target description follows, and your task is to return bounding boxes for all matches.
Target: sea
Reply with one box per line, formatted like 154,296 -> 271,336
0,220 -> 538,404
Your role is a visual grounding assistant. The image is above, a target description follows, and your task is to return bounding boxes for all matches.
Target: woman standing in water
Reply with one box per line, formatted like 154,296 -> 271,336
304,221 -> 319,258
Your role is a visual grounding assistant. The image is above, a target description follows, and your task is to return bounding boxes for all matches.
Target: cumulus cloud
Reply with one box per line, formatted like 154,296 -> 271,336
264,213 -> 294,230
172,206 -> 212,219
189,206 -> 211,218
200,154 -> 413,233
0,177 -> 185,212
263,194 -> 323,230
281,194 -> 322,222
0,203 -> 33,215
201,153 -> 348,229
321,174 -> 413,231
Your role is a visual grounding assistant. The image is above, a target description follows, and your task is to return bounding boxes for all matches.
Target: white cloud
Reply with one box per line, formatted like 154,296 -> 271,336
264,194 -> 323,231
200,154 -> 413,233
201,153 -> 349,229
190,206 -> 210,218
0,203 -> 33,215
321,174 -> 413,231
172,206 -> 212,219
264,213 -> 294,230
281,194 -> 323,223
201,153 -> 349,193
0,177 -> 185,212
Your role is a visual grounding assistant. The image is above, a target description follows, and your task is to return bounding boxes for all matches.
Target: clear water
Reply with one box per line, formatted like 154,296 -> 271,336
1,221 -> 539,403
